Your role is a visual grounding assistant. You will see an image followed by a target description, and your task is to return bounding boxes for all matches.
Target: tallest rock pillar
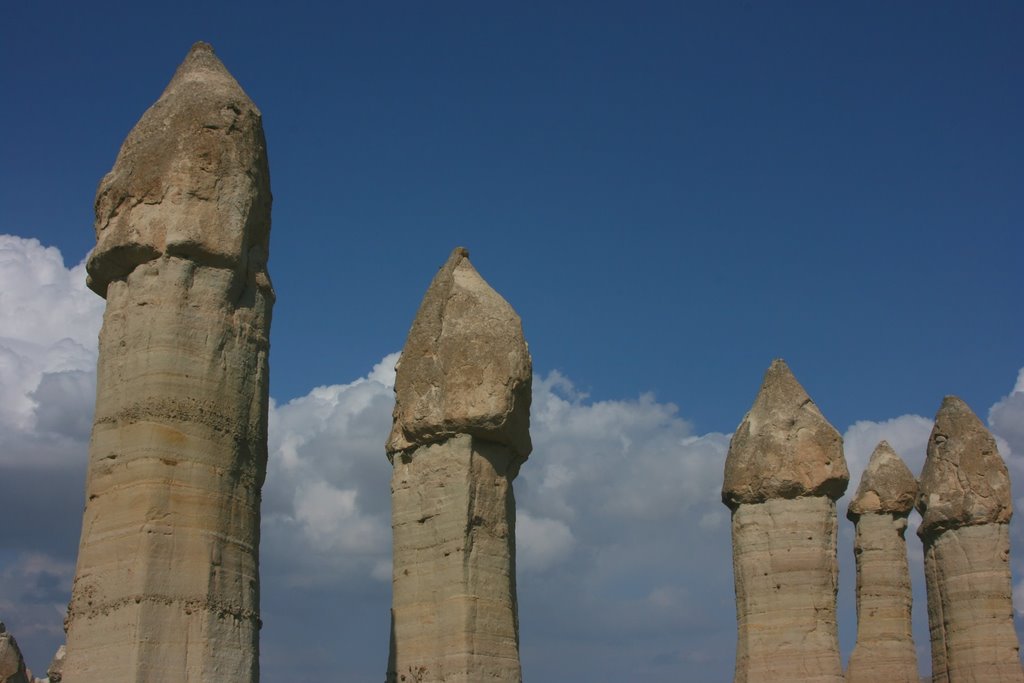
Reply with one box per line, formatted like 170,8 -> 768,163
722,360 -> 849,683
386,248 -> 531,683
64,43 -> 273,682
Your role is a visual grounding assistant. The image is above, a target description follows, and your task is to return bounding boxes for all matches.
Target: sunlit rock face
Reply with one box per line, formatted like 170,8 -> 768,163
64,42 -> 273,683
916,396 -> 1023,683
386,248 -> 531,683
846,441 -> 919,683
722,359 -> 848,683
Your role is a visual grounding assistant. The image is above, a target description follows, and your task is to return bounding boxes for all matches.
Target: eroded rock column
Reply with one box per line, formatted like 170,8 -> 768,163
386,247 -> 531,683
64,43 -> 273,683
916,396 -> 1023,682
846,441 -> 918,683
722,360 -> 849,683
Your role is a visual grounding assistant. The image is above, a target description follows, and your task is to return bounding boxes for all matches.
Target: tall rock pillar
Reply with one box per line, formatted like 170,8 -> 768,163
916,396 -> 1023,682
721,359 -> 849,683
64,43 -> 273,682
385,247 -> 531,683
846,441 -> 919,683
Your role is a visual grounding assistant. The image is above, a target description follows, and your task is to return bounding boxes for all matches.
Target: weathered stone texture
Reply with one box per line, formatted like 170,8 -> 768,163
386,247 -> 531,461
46,646 -> 64,683
386,248 -> 530,683
722,359 -> 848,507
917,396 -> 1023,683
723,359 -> 847,683
846,441 -> 918,683
730,496 -> 843,682
0,623 -> 31,683
63,42 -> 272,683
388,435 -> 521,683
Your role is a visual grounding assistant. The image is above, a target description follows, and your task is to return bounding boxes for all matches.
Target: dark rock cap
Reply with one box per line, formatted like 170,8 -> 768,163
387,247 -> 532,460
722,359 -> 848,509
916,395 -> 1012,538
87,42 -> 272,297
847,441 -> 917,520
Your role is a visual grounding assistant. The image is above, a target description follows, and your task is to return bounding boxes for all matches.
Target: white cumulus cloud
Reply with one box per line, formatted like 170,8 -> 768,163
2,234 -> 1023,681
0,235 -> 102,460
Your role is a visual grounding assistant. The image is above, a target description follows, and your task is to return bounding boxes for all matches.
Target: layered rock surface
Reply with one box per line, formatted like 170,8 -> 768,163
722,359 -> 848,683
917,396 -> 1023,682
386,248 -> 531,683
846,441 -> 919,683
63,42 -> 273,683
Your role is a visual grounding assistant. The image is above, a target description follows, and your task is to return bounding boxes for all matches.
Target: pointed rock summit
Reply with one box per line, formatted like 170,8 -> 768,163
917,395 -> 1013,536
723,359 -> 848,508
387,246 -> 532,460
64,43 -> 272,683
845,442 -> 918,683
387,248 -> 530,683
848,440 -> 917,518
722,360 -> 848,683
916,396 -> 1022,682
88,41 -> 271,298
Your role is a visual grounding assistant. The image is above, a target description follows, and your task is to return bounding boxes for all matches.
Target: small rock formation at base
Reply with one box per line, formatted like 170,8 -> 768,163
846,441 -> 919,683
722,359 -> 849,683
46,645 -> 64,683
63,42 -> 273,683
916,396 -> 1023,683
0,623 -> 31,683
386,247 -> 531,683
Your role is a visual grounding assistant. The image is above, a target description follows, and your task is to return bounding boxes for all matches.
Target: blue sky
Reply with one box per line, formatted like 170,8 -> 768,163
1,3 -> 1022,681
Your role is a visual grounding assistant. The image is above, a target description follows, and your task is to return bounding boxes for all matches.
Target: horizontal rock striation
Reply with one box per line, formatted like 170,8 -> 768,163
846,441 -> 919,683
63,42 -> 273,683
723,359 -> 848,683
917,396 -> 1023,683
386,248 -> 531,683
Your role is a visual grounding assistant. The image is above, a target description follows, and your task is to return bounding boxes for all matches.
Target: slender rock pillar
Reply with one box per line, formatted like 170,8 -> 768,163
846,441 -> 919,683
386,247 -> 531,683
916,396 -> 1023,682
64,43 -> 273,682
722,359 -> 849,683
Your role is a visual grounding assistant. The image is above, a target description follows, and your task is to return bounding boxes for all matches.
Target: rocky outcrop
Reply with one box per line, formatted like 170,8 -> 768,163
386,247 -> 531,683
0,623 -> 30,683
846,441 -> 919,683
46,645 -> 64,683
722,359 -> 848,683
63,42 -> 273,683
916,396 -> 1023,682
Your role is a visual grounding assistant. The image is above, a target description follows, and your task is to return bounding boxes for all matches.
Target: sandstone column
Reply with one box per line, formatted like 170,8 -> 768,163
916,396 -> 1023,682
722,359 -> 849,683
846,440 -> 919,683
385,247 -> 531,683
63,43 -> 273,682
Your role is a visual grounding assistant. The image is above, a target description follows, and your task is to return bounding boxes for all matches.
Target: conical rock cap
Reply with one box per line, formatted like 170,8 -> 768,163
387,247 -> 532,460
87,42 -> 271,297
847,440 -> 917,519
916,395 -> 1012,537
722,359 -> 848,508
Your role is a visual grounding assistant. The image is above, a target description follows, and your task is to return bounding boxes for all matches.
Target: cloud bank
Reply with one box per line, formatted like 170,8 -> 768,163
0,234 -> 1021,681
